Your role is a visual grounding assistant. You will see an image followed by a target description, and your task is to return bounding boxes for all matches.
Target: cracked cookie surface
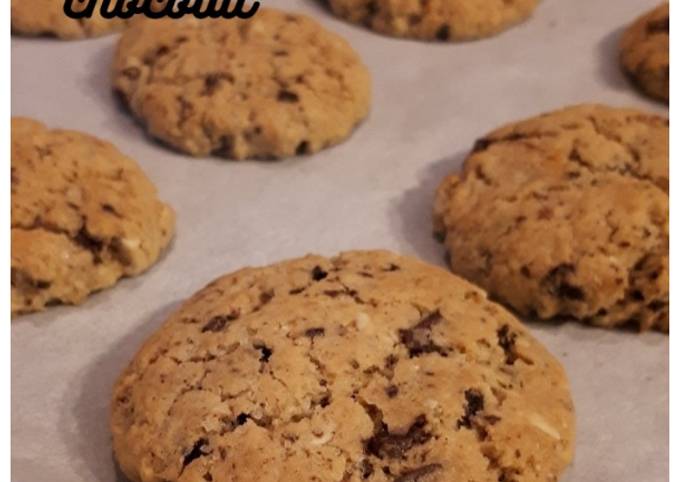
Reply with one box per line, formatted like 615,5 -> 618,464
620,3 -> 669,103
111,250 -> 574,482
11,0 -> 127,39
327,0 -> 540,41
434,104 -> 668,331
11,117 -> 175,315
112,9 -> 372,159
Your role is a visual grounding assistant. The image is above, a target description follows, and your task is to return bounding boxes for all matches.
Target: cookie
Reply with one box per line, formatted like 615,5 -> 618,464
112,9 -> 372,159
111,250 -> 574,482
11,117 -> 175,315
11,0 -> 127,39
434,104 -> 668,332
327,0 -> 540,41
620,3 -> 669,103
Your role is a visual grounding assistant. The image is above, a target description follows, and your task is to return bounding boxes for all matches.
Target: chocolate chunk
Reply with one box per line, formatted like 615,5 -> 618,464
631,290 -> 645,301
399,311 -> 450,358
497,324 -> 518,365
35,280 -> 51,289
647,16 -> 669,34
277,90 -> 299,102
359,459 -> 374,479
484,415 -> 501,425
543,264 -> 585,301
215,135 -> 234,157
259,290 -> 274,305
322,286 -> 365,304
254,343 -> 273,362
305,327 -> 325,338
558,283 -> 585,301
385,385 -> 399,398
394,463 -> 442,482
296,140 -> 310,155
311,266 -> 328,281
201,312 -> 239,333
568,146 -> 589,169
472,137 -> 492,153
498,467 -> 522,482
435,24 -> 450,41
413,311 -> 442,331
73,227 -> 103,261
365,0 -> 377,15
472,132 -> 545,153
101,203 -> 117,214
648,300 -> 667,311
122,66 -> 140,80
203,74 -> 220,95
365,414 -> 431,459
457,389 -> 484,429
203,73 -> 230,96
182,438 -> 209,470
155,45 -> 169,57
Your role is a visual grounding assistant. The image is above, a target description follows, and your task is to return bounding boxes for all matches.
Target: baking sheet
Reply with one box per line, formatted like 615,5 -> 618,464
10,0 -> 669,480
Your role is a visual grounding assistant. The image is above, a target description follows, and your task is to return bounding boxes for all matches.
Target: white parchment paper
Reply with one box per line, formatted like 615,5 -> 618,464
11,0 -> 669,480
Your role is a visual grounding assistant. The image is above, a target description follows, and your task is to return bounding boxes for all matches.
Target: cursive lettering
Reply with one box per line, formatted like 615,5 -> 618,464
63,0 -> 260,20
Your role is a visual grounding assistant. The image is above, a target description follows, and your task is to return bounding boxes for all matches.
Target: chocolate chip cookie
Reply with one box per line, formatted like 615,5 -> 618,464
620,3 -> 669,103
434,104 -> 668,331
11,0 -> 127,39
111,250 -> 574,482
112,9 -> 372,159
11,117 -> 175,315
327,0 -> 541,41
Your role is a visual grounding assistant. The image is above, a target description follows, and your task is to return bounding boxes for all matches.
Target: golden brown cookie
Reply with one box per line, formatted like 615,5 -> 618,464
327,0 -> 541,41
11,0 -> 127,39
620,3 -> 669,103
434,104 -> 669,332
112,9 -> 372,159
111,250 -> 575,482
11,117 -> 175,315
